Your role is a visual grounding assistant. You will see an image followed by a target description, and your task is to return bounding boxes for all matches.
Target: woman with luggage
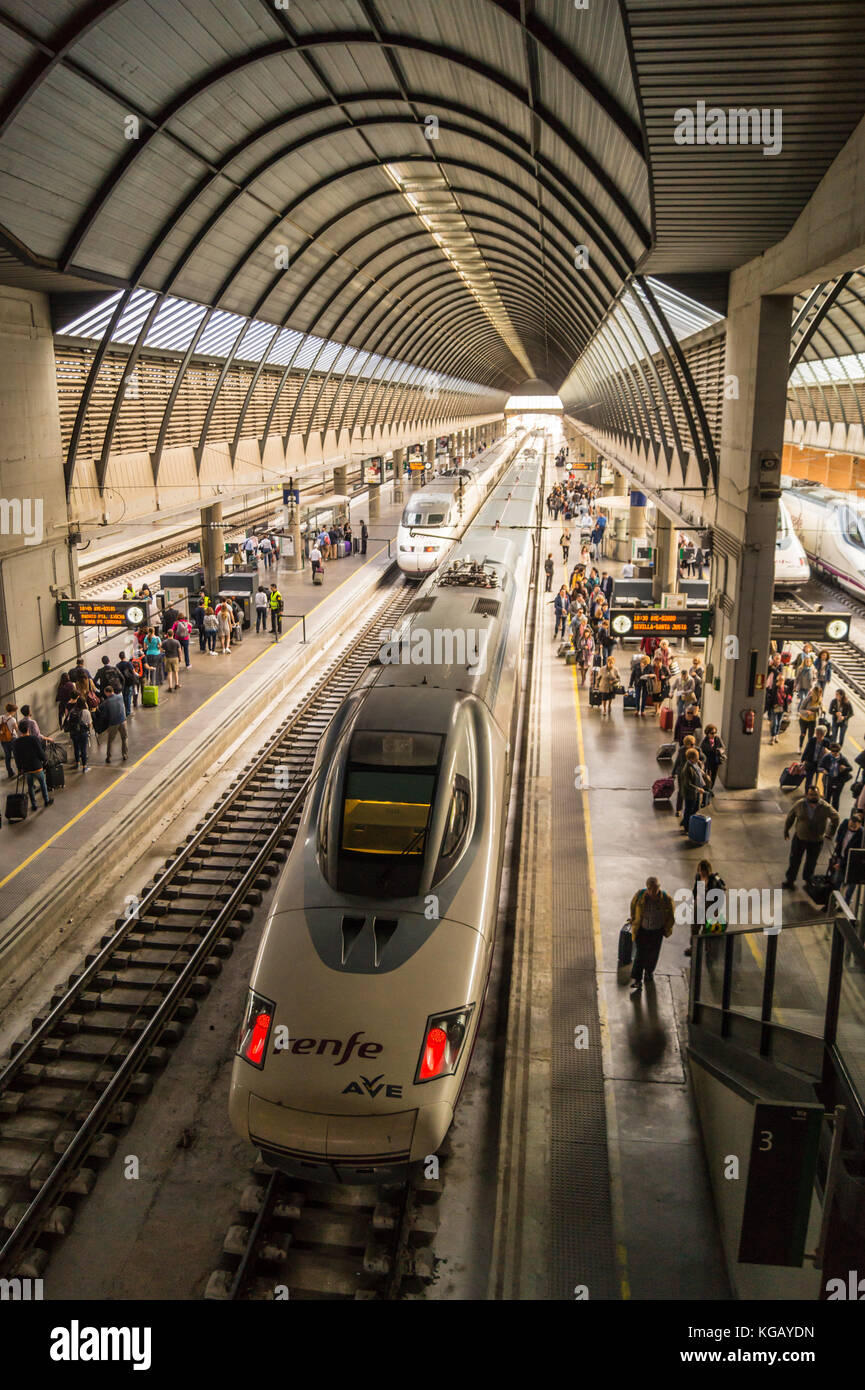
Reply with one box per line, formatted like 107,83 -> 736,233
831,810 -> 865,903
56,672 -> 77,729
685,859 -> 727,959
674,704 -> 703,745
574,619 -> 594,687
596,654 -> 621,717
794,655 -> 817,710
0,703 -> 19,778
680,748 -> 709,835
143,628 -> 164,683
700,725 -> 727,789
215,600 -> 233,654
798,684 -> 823,750
816,650 -> 833,699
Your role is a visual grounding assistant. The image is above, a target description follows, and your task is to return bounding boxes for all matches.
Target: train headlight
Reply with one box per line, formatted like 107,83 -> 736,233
415,1005 -> 474,1083
236,989 -> 276,1069
422,545 -> 440,553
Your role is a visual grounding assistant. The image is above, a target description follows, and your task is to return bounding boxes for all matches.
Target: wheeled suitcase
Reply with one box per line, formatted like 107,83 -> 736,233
659,704 -> 674,732
805,874 -> 834,907
344,540 -> 351,557
688,812 -> 711,844
312,568 -> 323,586
46,763 -> 65,791
780,761 -> 805,789
618,924 -> 633,967
657,742 -> 677,762
623,691 -> 638,712
652,776 -> 675,801
353,537 -> 359,553
566,651 -> 577,665
142,684 -> 158,708
5,776 -> 28,823
588,685 -> 602,707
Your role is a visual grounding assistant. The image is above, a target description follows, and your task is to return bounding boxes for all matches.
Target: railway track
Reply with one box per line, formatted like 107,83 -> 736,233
0,577 -> 413,1282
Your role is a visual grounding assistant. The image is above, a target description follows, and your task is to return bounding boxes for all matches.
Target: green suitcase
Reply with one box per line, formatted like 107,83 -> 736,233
142,684 -> 158,707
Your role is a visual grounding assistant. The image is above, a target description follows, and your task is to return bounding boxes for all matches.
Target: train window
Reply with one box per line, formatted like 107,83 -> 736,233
402,507 -> 446,527
440,777 -> 470,859
841,506 -> 865,551
342,768 -> 435,855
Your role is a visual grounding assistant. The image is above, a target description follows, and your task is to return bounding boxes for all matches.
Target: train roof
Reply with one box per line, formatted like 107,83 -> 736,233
782,479 -> 865,511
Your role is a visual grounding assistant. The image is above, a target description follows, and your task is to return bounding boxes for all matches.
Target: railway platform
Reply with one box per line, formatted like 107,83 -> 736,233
489,482 -> 865,1300
0,490 -> 406,1000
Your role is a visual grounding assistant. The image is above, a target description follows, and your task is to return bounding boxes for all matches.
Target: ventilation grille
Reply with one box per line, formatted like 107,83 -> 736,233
472,598 -> 501,617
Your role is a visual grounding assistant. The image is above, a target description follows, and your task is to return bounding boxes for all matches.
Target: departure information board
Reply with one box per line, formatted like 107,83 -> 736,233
57,599 -> 148,628
610,608 -> 711,640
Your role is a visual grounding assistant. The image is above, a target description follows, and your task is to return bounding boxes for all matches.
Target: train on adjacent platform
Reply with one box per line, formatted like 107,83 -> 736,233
781,479 -> 865,597
229,451 -> 542,1183
395,431 -> 527,578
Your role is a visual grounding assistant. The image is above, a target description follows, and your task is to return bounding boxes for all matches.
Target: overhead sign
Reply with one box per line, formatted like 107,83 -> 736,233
409,458 -> 425,471
57,599 -> 148,629
611,607 -> 711,640
771,610 -> 851,643
282,486 -> 300,505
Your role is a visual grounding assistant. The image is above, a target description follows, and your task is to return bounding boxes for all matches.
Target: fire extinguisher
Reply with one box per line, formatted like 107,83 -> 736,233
741,708 -> 755,735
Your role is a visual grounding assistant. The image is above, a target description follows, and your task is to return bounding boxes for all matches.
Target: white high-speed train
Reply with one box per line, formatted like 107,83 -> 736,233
781,479 -> 865,597
592,495 -> 809,589
395,432 -> 526,578
230,458 -> 540,1183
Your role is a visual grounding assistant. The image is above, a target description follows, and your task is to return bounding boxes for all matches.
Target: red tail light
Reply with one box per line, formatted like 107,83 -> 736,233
420,1027 -> 447,1079
236,989 -> 275,1070
414,1006 -> 475,1084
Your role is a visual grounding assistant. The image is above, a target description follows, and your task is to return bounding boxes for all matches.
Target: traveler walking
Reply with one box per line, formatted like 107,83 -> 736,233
553,586 -> 570,640
56,671 -> 77,728
216,599 -> 233,654
829,689 -> 853,747
674,704 -> 703,745
11,726 -> 54,809
798,685 -> 824,750
361,520 -> 368,554
143,628 -> 164,685
95,653 -> 122,697
255,585 -> 269,633
794,655 -> 817,710
1,703 -> 19,777
67,696 -> 93,772
171,616 -> 192,668
162,632 -> 183,691
560,529 -> 571,564
258,534 -> 273,570
802,725 -> 829,790
783,785 -> 839,889
116,651 -> 137,716
544,554 -> 554,593
203,608 -> 218,653
102,687 -> 129,764
680,748 -> 708,833
193,598 -> 207,653
700,725 -> 727,789
597,655 -> 621,716
818,742 -> 852,810
831,810 -> 865,904
685,860 -> 727,958
628,876 -> 675,992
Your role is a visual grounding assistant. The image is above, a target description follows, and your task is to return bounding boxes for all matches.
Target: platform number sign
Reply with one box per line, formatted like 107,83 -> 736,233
738,1101 -> 823,1266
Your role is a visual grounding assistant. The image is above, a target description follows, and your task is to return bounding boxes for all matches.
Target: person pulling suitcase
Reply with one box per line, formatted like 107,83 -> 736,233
628,877 -> 675,993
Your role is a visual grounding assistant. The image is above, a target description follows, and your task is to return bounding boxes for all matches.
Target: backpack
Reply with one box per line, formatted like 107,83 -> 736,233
0,717 -> 13,743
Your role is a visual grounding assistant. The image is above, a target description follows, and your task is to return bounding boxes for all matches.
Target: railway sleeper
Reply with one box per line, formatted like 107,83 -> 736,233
122,932 -> 233,961
93,965 -> 217,990
223,1224 -> 292,1262
52,1131 -> 117,1163
37,1035 -> 172,1071
239,1184 -> 305,1220
28,1154 -> 97,1196
2,1202 -> 73,1237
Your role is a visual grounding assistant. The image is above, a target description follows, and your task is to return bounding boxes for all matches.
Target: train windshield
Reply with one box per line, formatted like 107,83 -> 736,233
337,732 -> 443,896
840,506 -> 865,552
402,506 -> 447,527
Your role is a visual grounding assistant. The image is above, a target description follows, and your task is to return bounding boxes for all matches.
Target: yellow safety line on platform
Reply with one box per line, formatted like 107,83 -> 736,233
570,660 -> 632,1301
0,548 -> 387,894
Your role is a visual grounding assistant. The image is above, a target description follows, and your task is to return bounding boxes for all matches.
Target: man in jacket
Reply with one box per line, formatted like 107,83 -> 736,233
553,586 -> 569,641
116,651 -> 138,715
361,519 -> 368,555
599,571 -> 614,602
94,653 -> 122,696
818,742 -> 852,810
102,687 -> 128,764
832,810 -> 865,903
544,554 -> 554,593
11,726 -> 54,809
629,876 -> 675,992
783,786 -> 839,889
801,725 -> 829,791
269,584 -> 283,637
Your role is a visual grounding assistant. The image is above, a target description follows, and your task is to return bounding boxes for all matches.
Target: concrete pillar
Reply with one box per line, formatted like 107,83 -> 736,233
613,470 -> 627,497
287,508 -> 302,573
705,293 -> 793,789
392,449 -> 405,503
628,490 -> 647,544
0,288 -> 81,732
333,462 -> 348,495
426,438 -> 435,465
652,511 -> 678,605
201,502 -> 223,595
368,485 -> 381,521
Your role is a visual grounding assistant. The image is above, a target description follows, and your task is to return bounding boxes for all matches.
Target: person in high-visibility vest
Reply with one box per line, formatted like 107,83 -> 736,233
269,584 -> 283,637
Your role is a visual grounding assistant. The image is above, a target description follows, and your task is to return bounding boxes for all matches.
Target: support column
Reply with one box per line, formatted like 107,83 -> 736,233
201,502 -> 223,596
368,484 -> 381,521
333,462 -> 348,495
426,438 -> 435,467
705,294 -> 792,789
652,511 -> 678,604
392,448 -> 405,502
627,490 -> 647,552
613,470 -> 627,496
